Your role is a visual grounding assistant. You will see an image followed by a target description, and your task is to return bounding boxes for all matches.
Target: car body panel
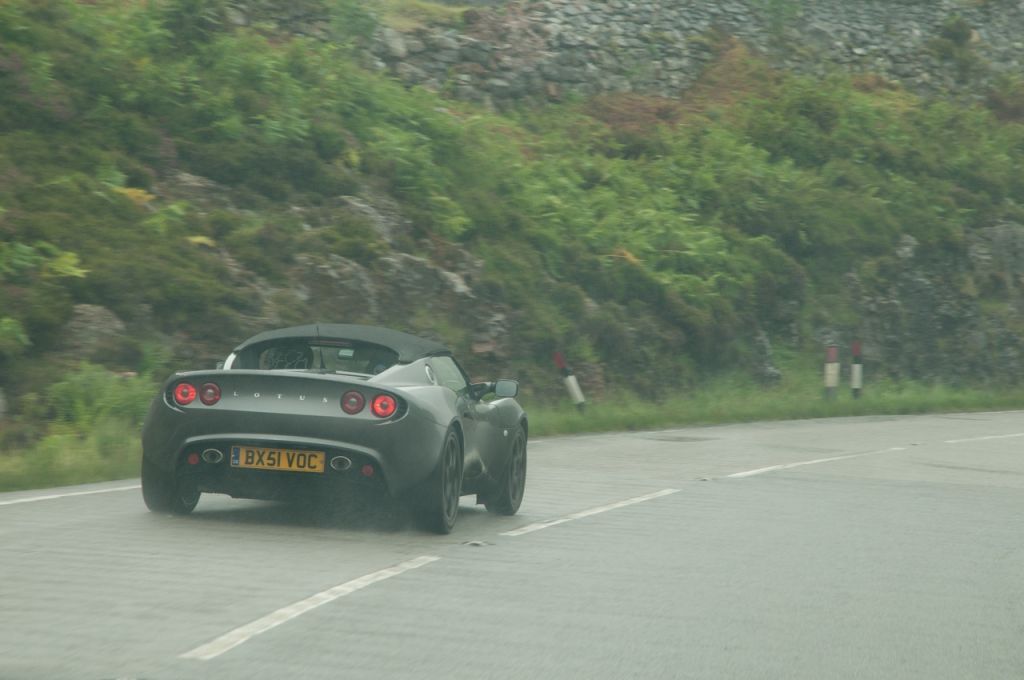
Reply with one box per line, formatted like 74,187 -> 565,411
141,325 -> 526,506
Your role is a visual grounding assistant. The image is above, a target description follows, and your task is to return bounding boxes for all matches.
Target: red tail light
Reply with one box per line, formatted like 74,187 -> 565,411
341,390 -> 365,414
371,394 -> 397,418
199,382 -> 221,405
174,383 -> 197,405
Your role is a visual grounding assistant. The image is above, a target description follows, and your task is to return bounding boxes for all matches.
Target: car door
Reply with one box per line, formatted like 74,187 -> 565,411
428,356 -> 495,477
450,357 -> 505,477
429,357 -> 483,473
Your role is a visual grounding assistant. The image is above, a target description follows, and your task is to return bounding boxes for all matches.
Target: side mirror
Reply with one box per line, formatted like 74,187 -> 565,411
469,382 -> 493,400
494,379 -> 519,399
216,360 -> 225,370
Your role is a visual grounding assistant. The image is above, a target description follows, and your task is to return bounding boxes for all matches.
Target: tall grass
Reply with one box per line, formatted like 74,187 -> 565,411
0,417 -> 141,492
0,363 -> 152,492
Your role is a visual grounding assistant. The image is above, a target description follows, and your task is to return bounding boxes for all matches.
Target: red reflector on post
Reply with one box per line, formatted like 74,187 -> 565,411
370,394 -> 397,418
174,383 -> 197,406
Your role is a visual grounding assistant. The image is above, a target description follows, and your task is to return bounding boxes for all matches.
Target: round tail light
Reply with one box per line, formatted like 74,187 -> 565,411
341,390 -> 365,414
370,394 -> 397,418
199,382 -> 221,405
174,383 -> 197,406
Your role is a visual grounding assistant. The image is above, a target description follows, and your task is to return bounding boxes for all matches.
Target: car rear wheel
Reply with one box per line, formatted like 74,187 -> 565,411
141,456 -> 200,515
415,429 -> 462,534
482,426 -> 527,516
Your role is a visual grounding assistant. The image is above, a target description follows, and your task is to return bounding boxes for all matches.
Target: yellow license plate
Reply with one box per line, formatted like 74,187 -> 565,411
230,446 -> 325,473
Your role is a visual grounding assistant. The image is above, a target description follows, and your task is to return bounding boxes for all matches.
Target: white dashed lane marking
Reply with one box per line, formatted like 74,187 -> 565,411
181,555 -> 441,661
501,488 -> 680,537
726,447 -> 907,479
944,432 -> 1024,444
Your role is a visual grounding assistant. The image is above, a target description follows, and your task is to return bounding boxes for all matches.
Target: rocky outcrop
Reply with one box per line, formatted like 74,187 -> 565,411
368,0 -> 1024,107
287,250 -> 511,359
849,230 -> 1024,385
63,305 -> 130,363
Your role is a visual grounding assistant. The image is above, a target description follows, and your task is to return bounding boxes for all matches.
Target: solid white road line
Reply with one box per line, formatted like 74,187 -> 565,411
181,555 -> 441,661
0,484 -> 141,507
501,488 -> 680,537
944,432 -> 1024,444
726,447 -> 907,479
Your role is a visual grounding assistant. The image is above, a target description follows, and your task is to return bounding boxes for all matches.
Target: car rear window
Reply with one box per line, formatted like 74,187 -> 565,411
238,341 -> 399,374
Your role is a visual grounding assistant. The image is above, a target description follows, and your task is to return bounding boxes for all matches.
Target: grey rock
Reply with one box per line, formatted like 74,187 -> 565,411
63,305 -> 129,362
454,85 -> 480,101
338,194 -> 410,244
404,37 -> 427,54
381,27 -> 408,59
225,7 -> 248,26
440,270 -> 474,297
485,77 -> 512,92
293,254 -> 379,322
896,235 -> 919,260
429,34 -> 460,51
395,62 -> 428,84
375,253 -> 475,305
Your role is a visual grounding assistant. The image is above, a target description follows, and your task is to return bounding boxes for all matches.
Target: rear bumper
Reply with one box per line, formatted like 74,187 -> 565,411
181,437 -> 388,501
142,404 -> 447,497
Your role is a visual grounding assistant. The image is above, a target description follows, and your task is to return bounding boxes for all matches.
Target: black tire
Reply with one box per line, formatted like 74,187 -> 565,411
415,429 -> 463,534
482,426 -> 527,516
141,456 -> 200,515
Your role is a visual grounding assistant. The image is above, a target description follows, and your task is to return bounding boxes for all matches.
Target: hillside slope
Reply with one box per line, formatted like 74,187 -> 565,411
2,0 -> 1024,451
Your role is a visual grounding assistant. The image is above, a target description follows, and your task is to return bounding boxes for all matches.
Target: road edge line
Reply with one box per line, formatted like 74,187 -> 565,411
0,484 -> 141,507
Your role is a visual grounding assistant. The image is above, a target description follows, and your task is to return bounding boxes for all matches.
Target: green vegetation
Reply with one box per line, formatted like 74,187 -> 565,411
0,364 -> 153,491
530,374 -> 1024,437
2,0 -> 1024,490
4,368 -> 1024,492
927,14 -> 984,83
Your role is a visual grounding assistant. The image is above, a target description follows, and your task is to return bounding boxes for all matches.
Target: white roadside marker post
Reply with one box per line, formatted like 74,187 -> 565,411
851,340 -> 863,399
824,344 -> 839,400
553,351 -> 586,413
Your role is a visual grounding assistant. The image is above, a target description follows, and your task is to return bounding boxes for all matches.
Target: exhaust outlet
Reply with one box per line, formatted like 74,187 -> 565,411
330,456 -> 352,471
201,448 -> 224,464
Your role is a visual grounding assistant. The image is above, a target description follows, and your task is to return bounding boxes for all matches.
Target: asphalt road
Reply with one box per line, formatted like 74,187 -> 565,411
2,411 -> 1024,679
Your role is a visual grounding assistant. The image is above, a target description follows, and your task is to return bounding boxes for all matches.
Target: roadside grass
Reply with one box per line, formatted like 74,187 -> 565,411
0,417 -> 141,493
2,372 -> 1024,493
525,373 -> 1024,436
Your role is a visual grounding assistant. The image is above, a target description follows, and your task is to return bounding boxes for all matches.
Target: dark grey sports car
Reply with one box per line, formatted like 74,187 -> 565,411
141,324 -> 527,533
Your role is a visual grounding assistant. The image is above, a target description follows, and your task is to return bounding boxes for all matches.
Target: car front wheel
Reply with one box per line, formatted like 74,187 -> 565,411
141,456 -> 200,515
482,426 -> 526,516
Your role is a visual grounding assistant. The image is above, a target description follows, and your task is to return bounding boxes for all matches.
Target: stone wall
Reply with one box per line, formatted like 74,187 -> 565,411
368,0 -> 1024,107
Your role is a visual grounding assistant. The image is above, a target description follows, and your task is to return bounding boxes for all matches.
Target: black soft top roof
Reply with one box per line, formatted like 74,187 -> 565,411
233,324 -> 450,363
